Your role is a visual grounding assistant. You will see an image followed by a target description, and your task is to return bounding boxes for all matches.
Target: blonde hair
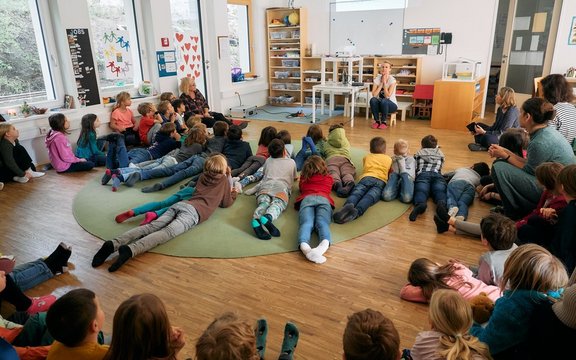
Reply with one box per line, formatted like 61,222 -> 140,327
429,290 -> 493,360
498,87 -> 516,109
204,154 -> 228,175
112,91 -> 131,111
179,76 -> 196,94
157,100 -> 172,115
159,92 -> 175,102
501,244 -> 568,293
137,102 -> 154,116
0,123 -> 14,140
300,155 -> 328,181
393,139 -> 409,156
195,312 -> 259,360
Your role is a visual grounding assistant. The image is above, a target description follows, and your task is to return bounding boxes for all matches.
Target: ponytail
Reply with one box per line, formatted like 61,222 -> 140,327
439,333 -> 492,360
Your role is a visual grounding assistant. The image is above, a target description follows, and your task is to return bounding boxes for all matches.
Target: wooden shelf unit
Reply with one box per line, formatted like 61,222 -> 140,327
266,8 -> 307,106
431,76 -> 486,130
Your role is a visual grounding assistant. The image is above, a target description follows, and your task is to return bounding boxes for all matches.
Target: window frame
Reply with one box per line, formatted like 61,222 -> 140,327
227,0 -> 255,78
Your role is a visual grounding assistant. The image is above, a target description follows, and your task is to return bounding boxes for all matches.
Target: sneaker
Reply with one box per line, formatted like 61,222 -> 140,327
0,182 -> 3,191
371,122 -> 379,129
28,170 -> 45,178
378,123 -> 388,129
27,295 -> 57,315
448,207 -> 459,218
468,143 -> 488,152
13,176 -> 29,183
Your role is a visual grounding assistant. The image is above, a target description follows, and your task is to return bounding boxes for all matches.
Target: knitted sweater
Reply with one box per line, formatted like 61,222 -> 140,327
187,172 -> 236,223
0,138 -> 26,177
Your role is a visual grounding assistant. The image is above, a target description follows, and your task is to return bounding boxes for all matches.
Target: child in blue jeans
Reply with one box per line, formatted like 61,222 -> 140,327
294,156 -> 334,264
333,137 -> 392,224
294,124 -> 326,171
382,139 -> 415,203
409,135 -> 446,222
443,162 -> 490,220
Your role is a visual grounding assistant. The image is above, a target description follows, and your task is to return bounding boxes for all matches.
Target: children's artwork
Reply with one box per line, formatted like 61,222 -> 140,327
102,30 -> 133,80
402,28 -> 441,55
569,16 -> 576,45
174,32 -> 204,84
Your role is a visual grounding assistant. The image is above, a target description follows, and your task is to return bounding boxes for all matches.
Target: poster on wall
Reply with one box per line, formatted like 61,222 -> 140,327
569,16 -> 576,45
101,30 -> 134,80
174,32 -> 204,85
66,28 -> 101,106
157,51 -> 177,77
402,28 -> 441,55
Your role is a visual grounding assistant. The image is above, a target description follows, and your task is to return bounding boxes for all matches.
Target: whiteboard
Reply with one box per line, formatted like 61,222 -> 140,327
329,6 -> 404,55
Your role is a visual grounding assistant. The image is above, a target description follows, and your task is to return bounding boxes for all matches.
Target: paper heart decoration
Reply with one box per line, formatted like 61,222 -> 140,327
181,45 -> 185,52
192,55 -> 196,62
197,55 -> 201,62
185,43 -> 191,51
192,36 -> 199,43
192,45 -> 198,52
184,54 -> 189,64
175,33 -> 184,42
180,64 -> 185,71
194,70 -> 201,78
189,64 -> 194,70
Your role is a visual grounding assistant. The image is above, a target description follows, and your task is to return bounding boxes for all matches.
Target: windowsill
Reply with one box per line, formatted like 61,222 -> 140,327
222,78 -> 267,97
7,108 -> 78,124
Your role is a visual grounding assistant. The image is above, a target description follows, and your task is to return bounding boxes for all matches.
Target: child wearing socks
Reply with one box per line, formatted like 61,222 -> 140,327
0,123 -> 45,183
245,139 -> 297,240
409,135 -> 447,221
92,154 -> 237,272
323,124 -> 356,197
294,124 -> 326,171
295,155 -> 334,264
45,113 -> 95,173
382,139 -> 415,204
333,137 -> 392,224
231,126 -> 276,180
441,161 -> 490,220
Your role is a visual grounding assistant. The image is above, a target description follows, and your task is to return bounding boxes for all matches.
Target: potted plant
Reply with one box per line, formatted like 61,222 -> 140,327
20,102 -> 32,117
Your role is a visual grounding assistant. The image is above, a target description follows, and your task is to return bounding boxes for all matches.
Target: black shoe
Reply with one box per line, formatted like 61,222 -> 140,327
434,214 -> 449,233
468,143 -> 487,152
92,241 -> 114,267
108,245 -> 132,272
409,203 -> 427,221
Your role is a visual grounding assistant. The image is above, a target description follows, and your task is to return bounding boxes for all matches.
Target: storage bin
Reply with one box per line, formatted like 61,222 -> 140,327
291,71 -> 301,78
280,95 -> 295,104
281,59 -> 299,67
305,96 -> 322,105
274,71 -> 290,79
286,83 -> 301,90
270,31 -> 288,40
292,30 -> 300,39
271,83 -> 287,90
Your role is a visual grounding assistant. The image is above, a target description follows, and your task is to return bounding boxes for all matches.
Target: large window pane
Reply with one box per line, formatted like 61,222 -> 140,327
0,0 -> 53,107
227,1 -> 253,76
87,0 -> 142,90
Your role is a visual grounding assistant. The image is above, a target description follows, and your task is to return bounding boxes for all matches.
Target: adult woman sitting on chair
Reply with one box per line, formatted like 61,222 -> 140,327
179,77 -> 244,129
469,86 -> 519,151
541,74 -> 576,147
369,61 -> 397,129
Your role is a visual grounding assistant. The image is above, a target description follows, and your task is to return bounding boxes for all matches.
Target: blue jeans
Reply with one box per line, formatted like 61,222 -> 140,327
369,97 -> 398,123
294,137 -> 318,171
298,195 -> 332,244
413,171 -> 447,206
9,259 -> 53,292
143,156 -> 206,189
382,172 -> 414,203
106,134 -> 129,169
345,176 -> 385,216
447,180 -> 476,219
127,148 -> 152,165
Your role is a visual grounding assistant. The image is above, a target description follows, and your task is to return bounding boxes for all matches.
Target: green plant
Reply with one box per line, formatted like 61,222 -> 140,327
20,101 -> 32,116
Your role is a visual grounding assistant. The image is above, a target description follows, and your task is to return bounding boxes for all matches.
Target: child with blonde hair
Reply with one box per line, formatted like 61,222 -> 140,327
382,139 -> 415,203
469,244 -> 569,357
110,91 -> 139,146
410,289 -> 492,360
92,154 -> 237,272
295,155 -> 334,264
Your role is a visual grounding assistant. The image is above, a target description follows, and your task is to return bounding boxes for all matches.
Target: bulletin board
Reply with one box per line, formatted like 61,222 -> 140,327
402,28 -> 441,55
66,28 -> 100,106
329,6 -> 404,55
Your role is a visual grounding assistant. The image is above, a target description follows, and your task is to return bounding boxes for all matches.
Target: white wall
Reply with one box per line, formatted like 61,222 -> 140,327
550,0 -> 576,75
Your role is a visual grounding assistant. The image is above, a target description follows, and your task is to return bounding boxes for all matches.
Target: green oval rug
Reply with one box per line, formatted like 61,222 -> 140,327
73,142 -> 410,258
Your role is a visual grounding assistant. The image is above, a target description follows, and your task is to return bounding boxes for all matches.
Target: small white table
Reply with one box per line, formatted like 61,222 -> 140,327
311,83 -> 367,127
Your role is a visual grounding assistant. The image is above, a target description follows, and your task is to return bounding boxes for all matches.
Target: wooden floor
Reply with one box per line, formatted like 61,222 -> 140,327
0,113 -> 496,359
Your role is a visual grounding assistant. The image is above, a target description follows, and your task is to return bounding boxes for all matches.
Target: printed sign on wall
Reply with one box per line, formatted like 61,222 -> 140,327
157,51 -> 177,77
66,28 -> 101,106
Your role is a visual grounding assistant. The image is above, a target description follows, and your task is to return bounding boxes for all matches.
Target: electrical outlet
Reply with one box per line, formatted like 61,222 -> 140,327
38,126 -> 49,135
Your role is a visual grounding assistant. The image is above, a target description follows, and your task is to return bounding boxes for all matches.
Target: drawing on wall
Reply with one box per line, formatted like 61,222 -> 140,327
174,32 -> 203,82
66,28 -> 100,106
102,30 -> 133,80
569,16 -> 576,45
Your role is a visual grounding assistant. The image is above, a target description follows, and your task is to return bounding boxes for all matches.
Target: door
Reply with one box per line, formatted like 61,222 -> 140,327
498,0 -> 562,104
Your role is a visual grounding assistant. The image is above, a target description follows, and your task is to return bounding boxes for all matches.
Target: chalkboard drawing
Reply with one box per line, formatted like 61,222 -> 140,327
102,30 -> 133,80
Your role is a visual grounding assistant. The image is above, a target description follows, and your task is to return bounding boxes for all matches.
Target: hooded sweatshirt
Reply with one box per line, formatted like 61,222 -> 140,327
187,171 -> 235,222
323,127 -> 351,160
45,130 -> 83,172
414,147 -> 445,176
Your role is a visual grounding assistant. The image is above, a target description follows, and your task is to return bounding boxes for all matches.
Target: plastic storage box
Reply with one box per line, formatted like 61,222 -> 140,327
281,59 -> 299,67
274,71 -> 290,79
270,31 -> 288,40
271,83 -> 287,90
286,83 -> 301,90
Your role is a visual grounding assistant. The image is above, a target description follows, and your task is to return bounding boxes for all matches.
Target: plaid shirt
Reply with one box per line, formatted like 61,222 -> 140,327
414,147 -> 445,176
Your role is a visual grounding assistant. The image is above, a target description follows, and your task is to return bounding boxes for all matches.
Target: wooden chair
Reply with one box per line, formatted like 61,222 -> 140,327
533,76 -> 544,98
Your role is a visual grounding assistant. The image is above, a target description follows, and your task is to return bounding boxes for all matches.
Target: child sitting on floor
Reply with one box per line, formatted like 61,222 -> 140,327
409,135 -> 446,221
206,121 -> 229,154
109,91 -> 139,146
45,113 -> 95,173
75,114 -> 107,166
324,123 -> 356,197
382,139 -> 415,204
231,126 -> 277,179
410,289 -> 491,360
295,155 -> 334,264
92,154 -> 237,272
245,139 -> 297,240
333,136 -> 392,224
136,102 -> 162,145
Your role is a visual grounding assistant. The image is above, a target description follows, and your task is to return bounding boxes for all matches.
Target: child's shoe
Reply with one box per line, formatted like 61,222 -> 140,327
371,122 -> 379,129
111,174 -> 121,192
13,176 -> 28,183
27,295 -> 57,315
378,123 -> 388,129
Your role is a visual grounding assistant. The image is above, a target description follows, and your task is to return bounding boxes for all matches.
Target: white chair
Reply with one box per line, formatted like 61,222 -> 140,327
345,87 -> 371,119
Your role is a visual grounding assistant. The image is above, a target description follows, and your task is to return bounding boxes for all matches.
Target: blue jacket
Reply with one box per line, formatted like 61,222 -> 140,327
76,132 -> 105,160
469,289 -> 559,355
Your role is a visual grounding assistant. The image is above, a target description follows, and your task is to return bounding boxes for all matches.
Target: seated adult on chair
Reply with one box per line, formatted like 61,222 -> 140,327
369,61 -> 397,130
469,87 -> 519,151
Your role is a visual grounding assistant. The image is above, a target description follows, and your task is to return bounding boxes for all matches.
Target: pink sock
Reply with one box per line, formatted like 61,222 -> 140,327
140,212 -> 158,225
115,210 -> 135,223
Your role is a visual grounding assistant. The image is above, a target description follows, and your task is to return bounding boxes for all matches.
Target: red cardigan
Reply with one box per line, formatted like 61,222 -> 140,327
294,174 -> 334,210
516,190 -> 567,229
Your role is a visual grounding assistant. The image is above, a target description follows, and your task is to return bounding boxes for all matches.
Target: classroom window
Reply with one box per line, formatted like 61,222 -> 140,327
334,0 -> 408,12
0,0 -> 56,109
87,0 -> 143,92
227,0 -> 254,77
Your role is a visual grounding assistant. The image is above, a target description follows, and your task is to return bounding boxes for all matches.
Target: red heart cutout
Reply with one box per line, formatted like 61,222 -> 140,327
197,55 -> 201,62
184,54 -> 189,64
175,33 -> 184,42
181,45 -> 185,52
194,70 -> 201,78
192,55 -> 196,62
193,36 -> 199,43
189,64 -> 194,70
191,45 -> 198,53
180,65 -> 185,71
185,43 -> 191,51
